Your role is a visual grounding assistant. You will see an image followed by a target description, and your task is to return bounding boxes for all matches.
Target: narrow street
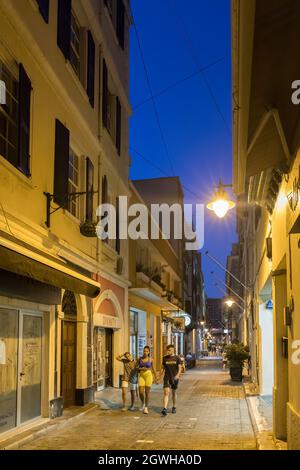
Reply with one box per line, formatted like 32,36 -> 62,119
21,361 -> 256,451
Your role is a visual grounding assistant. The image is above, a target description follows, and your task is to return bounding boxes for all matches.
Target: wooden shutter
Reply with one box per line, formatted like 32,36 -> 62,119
18,64 -> 32,176
36,0 -> 49,23
57,0 -> 71,60
102,59 -> 108,128
101,175 -> 108,243
54,119 -> 69,206
116,0 -> 125,49
87,31 -> 95,108
116,196 -> 120,254
116,96 -> 121,155
101,175 -> 108,204
85,157 -> 94,221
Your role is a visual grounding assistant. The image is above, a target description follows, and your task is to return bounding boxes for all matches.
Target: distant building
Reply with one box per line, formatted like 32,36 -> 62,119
206,298 -> 224,330
226,243 -> 243,341
184,251 -> 205,356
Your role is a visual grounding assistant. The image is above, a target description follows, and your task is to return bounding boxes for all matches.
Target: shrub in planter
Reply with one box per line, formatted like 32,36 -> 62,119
224,343 -> 250,382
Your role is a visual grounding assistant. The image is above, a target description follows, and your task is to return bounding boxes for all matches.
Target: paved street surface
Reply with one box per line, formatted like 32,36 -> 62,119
21,361 -> 256,450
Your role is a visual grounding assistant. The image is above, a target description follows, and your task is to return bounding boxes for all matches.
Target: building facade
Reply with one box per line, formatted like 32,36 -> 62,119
0,0 -> 131,438
184,250 -> 206,357
128,180 -> 189,369
232,0 -> 300,449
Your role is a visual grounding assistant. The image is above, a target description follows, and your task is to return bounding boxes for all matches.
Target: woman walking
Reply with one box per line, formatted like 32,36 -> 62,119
137,345 -> 157,414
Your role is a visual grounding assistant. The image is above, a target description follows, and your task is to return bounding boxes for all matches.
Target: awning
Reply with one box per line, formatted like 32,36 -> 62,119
0,238 -> 100,298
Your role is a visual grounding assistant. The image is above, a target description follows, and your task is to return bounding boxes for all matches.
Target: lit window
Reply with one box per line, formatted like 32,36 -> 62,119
0,61 -> 18,165
68,149 -> 80,218
70,11 -> 81,78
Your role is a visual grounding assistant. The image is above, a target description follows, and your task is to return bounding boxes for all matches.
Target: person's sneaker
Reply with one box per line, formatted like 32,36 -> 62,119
121,407 -> 127,412
172,407 -> 176,414
143,407 -> 149,414
128,405 -> 135,411
139,405 -> 145,412
161,408 -> 168,417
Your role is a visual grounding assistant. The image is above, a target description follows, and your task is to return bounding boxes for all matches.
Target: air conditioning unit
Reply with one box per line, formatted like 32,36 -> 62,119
116,257 -> 123,275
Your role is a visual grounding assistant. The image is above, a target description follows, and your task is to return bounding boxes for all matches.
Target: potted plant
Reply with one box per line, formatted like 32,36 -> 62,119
224,343 -> 250,382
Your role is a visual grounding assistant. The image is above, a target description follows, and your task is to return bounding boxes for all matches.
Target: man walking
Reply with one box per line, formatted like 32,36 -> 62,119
159,344 -> 182,416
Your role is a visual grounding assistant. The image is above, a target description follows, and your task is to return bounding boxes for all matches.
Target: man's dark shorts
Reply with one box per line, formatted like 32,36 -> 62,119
164,378 -> 179,390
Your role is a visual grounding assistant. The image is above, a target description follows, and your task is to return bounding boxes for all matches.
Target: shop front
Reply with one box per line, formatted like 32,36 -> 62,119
93,276 -> 126,389
0,307 -> 43,433
0,236 -> 100,437
129,307 -> 147,359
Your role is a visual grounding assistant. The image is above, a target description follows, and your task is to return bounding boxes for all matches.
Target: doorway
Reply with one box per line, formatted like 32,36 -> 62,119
94,328 -> 113,390
105,329 -> 113,387
61,321 -> 76,407
0,308 -> 43,434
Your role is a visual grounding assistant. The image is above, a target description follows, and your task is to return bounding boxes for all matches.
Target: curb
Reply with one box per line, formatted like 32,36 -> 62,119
0,403 -> 98,450
245,393 -> 287,451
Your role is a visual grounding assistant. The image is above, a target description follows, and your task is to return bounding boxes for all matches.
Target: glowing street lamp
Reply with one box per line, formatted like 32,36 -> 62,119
207,179 -> 236,219
224,299 -> 234,308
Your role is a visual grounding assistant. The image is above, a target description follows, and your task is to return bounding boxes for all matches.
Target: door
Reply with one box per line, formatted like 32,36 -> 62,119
62,321 -> 76,407
0,308 -> 42,434
0,308 -> 19,433
105,329 -> 113,387
20,314 -> 42,423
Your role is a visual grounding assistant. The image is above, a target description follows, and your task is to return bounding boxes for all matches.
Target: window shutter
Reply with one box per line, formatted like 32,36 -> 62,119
57,0 -> 71,60
116,0 -> 125,49
101,175 -> 108,205
116,97 -> 121,155
116,196 -> 120,254
85,157 -> 94,221
86,31 -> 95,108
54,119 -> 69,206
36,0 -> 49,23
101,175 -> 108,243
18,64 -> 32,176
102,59 -> 108,128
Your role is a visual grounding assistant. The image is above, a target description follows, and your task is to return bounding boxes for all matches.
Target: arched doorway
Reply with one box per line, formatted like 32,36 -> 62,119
61,290 -> 77,407
93,289 -> 124,389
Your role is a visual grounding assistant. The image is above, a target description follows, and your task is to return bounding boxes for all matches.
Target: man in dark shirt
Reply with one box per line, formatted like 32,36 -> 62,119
159,344 -> 182,416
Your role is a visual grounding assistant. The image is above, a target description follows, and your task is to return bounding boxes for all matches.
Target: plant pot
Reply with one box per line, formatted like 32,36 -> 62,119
229,366 -> 243,382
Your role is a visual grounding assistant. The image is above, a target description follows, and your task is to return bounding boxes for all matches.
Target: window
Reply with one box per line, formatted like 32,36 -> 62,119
0,61 -> 18,165
104,0 -> 125,50
68,149 -> 80,218
70,11 -> 81,78
0,60 -> 31,175
102,60 -> 122,153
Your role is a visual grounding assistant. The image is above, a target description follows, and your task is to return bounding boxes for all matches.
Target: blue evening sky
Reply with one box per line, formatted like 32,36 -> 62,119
129,0 -> 237,298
